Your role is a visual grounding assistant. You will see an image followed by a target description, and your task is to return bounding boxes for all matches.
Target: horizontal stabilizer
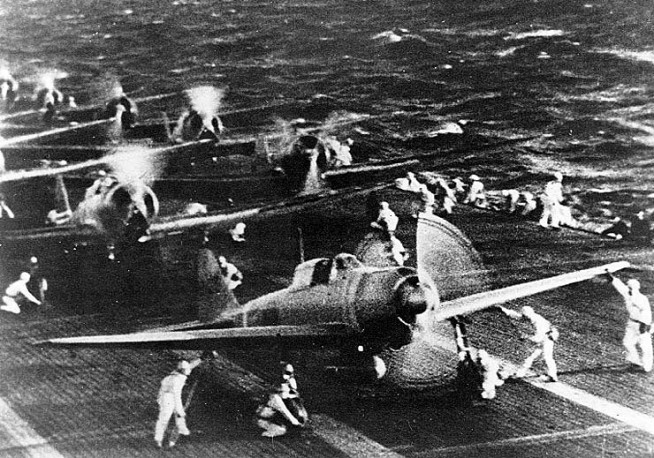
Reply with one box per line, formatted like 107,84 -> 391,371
39,323 -> 354,349
434,261 -> 629,321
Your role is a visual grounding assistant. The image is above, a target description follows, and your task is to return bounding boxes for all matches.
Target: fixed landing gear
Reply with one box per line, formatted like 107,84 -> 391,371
450,317 -> 484,403
325,345 -> 387,382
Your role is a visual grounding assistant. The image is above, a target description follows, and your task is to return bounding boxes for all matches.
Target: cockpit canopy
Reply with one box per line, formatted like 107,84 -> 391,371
290,253 -> 363,289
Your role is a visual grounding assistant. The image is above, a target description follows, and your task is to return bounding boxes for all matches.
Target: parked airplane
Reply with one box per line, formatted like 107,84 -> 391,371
41,212 -> 629,389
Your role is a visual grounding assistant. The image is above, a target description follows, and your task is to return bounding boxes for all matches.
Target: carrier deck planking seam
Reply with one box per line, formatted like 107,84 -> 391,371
407,423 -> 637,456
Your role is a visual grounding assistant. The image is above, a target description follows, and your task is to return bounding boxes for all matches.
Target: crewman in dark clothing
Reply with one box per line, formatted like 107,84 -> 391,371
105,93 -> 138,128
629,211 -> 651,246
602,217 -> 630,240
0,70 -> 19,107
29,256 -> 48,307
123,207 -> 149,243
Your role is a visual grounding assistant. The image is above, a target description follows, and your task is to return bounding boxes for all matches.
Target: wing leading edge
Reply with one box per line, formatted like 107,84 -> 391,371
434,261 -> 629,321
39,323 -> 355,349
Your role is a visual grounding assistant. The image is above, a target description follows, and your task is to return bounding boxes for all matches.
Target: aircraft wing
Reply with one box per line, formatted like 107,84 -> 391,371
433,261 -> 629,321
144,182 -> 392,241
38,323 -> 356,350
0,141 -> 213,184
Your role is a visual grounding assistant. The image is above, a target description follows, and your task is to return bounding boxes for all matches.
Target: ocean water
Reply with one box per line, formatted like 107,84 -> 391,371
1,0 -> 654,218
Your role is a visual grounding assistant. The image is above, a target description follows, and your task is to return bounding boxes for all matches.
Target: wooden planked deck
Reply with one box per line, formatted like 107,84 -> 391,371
0,186 -> 653,457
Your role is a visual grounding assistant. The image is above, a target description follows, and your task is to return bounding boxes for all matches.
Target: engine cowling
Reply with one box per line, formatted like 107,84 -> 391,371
278,135 -> 330,191
72,180 -> 159,241
104,183 -> 159,219
394,275 -> 430,323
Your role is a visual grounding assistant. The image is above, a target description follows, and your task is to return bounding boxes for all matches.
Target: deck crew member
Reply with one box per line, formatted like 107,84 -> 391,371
607,272 -> 652,373
452,176 -> 466,198
42,100 -> 57,124
29,256 -> 48,306
84,170 -> 117,200
463,175 -> 487,208
229,222 -> 246,243
476,349 -> 504,400
281,363 -> 298,392
502,189 -> 520,214
518,191 -> 538,217
396,171 -> 422,193
499,305 -> 559,382
46,208 -> 73,225
325,136 -> 353,167
218,255 -> 243,291
539,172 -> 564,229
434,178 -> 457,215
154,358 -> 202,449
0,70 -> 19,105
1,272 -> 41,314
371,201 -> 399,238
417,184 -> 435,215
0,193 -> 14,218
105,92 -> 138,129
256,382 -> 307,438
389,235 -> 409,266
184,202 -> 208,215
602,217 -> 630,240
628,210 -> 651,246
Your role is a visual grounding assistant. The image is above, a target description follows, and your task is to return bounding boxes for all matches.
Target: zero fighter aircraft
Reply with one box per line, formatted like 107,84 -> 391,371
42,212 -> 629,388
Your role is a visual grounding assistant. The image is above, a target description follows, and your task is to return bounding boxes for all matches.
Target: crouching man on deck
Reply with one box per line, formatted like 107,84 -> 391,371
1,272 -> 41,314
256,382 -> 308,437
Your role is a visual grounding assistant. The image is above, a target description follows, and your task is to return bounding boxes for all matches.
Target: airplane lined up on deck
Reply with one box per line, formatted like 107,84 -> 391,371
0,123 -> 419,259
0,144 -> 403,261
41,212 -> 629,390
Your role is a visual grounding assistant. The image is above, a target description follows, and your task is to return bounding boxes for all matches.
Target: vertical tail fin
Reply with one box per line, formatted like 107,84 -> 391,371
196,248 -> 240,323
161,111 -> 174,143
54,174 -> 72,213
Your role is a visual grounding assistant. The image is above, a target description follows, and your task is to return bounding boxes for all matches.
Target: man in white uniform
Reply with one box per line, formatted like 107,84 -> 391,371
476,349 -> 504,399
463,175 -> 487,208
218,255 -> 243,291
539,172 -> 564,228
500,305 -> 559,382
1,272 -> 41,314
608,273 -> 652,372
154,358 -> 202,448
371,201 -> 399,238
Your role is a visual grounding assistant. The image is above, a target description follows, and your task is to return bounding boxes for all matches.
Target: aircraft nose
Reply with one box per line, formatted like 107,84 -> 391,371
395,277 -> 429,322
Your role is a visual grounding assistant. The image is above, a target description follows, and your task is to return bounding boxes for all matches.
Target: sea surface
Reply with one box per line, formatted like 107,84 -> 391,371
1,0 -> 654,218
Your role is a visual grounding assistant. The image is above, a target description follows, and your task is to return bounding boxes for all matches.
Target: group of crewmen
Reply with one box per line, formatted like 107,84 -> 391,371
151,192 -> 652,449
375,171 -> 653,400
395,169 -> 653,245
155,357 -> 307,449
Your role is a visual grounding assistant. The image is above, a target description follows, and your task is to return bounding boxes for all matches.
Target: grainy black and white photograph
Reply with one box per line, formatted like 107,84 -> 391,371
0,0 -> 653,456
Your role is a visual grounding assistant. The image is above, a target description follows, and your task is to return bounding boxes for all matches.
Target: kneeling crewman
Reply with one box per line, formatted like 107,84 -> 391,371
256,381 -> 308,438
